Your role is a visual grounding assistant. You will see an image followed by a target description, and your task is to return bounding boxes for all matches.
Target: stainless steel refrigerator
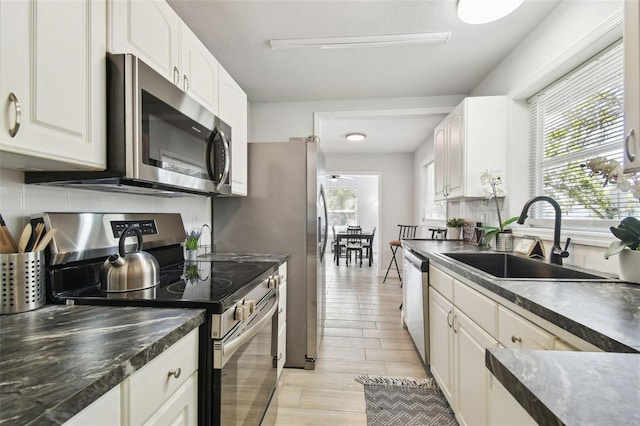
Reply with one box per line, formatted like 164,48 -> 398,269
213,137 -> 328,369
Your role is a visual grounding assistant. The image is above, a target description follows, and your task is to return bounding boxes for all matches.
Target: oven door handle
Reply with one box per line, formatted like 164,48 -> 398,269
220,293 -> 278,367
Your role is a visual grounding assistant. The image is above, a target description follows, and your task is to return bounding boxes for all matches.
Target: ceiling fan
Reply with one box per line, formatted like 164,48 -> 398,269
327,174 -> 355,182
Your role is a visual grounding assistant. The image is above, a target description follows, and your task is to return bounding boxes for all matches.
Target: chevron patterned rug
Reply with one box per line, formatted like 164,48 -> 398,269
355,375 -> 457,426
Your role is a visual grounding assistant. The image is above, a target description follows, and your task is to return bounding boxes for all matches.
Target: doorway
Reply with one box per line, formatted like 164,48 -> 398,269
325,173 -> 380,268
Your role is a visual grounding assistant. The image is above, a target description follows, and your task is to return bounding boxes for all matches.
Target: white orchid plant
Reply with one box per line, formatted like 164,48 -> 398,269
583,157 -> 640,200
478,170 -> 518,245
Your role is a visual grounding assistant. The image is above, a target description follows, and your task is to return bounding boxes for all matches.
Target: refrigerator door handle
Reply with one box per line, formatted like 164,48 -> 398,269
319,184 -> 328,259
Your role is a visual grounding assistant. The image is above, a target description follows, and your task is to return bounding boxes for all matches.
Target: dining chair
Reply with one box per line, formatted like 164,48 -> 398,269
346,226 -> 363,266
383,225 -> 418,283
332,226 -> 347,264
362,227 -> 376,266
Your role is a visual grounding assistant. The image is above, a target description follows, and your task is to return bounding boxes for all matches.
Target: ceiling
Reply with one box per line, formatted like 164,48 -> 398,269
167,0 -> 561,154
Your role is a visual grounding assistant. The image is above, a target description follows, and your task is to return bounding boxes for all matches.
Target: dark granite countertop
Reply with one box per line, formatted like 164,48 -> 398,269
402,239 -> 640,353
402,239 -> 640,425
0,305 -> 205,425
486,349 -> 640,425
202,252 -> 289,265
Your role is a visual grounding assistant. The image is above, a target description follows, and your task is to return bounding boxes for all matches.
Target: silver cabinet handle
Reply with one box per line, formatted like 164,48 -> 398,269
625,129 -> 636,162
8,92 -> 21,137
173,66 -> 180,85
447,310 -> 453,328
183,75 -> 189,92
511,335 -> 522,343
168,368 -> 182,379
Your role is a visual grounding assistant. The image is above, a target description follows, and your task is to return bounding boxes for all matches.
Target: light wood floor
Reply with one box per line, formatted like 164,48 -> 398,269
263,259 -> 427,425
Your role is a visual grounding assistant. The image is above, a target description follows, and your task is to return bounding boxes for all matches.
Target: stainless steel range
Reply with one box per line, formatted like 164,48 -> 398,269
34,212 -> 282,426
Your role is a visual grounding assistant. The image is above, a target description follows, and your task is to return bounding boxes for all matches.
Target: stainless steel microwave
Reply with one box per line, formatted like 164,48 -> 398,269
26,53 -> 232,197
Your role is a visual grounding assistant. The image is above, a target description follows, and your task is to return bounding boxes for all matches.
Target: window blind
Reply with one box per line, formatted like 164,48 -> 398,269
528,40 -> 638,222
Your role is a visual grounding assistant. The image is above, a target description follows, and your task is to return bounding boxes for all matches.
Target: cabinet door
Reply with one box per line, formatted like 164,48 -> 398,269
429,287 -> 454,405
447,102 -> 464,198
623,0 -> 640,172
109,0 -> 180,85
0,0 -> 106,170
64,385 -> 120,426
219,65 -> 248,196
454,309 -> 499,426
143,373 -> 198,426
487,375 -> 537,426
180,22 -> 219,115
434,122 -> 448,199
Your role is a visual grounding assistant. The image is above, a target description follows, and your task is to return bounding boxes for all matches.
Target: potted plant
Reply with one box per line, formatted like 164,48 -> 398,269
184,229 -> 201,261
604,216 -> 640,283
446,218 -> 465,240
477,170 -> 517,250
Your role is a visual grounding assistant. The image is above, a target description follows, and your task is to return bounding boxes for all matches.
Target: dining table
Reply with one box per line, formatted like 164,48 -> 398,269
335,230 -> 374,266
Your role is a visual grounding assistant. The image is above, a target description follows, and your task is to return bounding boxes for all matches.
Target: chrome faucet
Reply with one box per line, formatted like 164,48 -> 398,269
517,196 -> 570,265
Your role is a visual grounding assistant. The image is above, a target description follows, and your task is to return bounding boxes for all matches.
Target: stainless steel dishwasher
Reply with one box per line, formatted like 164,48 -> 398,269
403,248 -> 430,365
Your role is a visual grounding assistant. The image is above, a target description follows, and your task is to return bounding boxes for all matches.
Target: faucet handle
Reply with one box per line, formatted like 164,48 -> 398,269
561,237 -> 571,258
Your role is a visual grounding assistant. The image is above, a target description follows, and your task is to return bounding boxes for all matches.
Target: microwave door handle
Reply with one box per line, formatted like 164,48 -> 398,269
205,130 -> 216,182
217,128 -> 231,192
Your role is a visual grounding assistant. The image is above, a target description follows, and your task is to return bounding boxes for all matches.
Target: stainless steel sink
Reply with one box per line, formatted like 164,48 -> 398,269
443,252 -> 610,280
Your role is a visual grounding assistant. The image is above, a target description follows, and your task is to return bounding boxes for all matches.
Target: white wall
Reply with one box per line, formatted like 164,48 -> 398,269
326,153 -> 413,276
250,95 -> 465,142
0,168 -> 212,247
412,0 -> 624,274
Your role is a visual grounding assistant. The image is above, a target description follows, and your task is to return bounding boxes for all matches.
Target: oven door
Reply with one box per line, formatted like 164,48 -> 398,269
213,290 -> 278,426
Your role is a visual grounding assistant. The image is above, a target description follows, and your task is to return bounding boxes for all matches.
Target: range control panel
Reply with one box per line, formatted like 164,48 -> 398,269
110,220 -> 158,238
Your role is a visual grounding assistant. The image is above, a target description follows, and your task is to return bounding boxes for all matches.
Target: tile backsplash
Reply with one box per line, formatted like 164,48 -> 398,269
0,168 -> 212,246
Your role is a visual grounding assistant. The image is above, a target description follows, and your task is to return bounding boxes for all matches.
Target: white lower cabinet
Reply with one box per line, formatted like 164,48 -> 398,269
276,263 -> 288,379
64,385 -> 121,426
428,287 -> 455,404
487,375 -> 537,426
64,328 -> 199,426
454,309 -> 498,426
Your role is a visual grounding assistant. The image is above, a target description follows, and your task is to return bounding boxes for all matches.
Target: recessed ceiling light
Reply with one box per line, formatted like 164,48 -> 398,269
457,0 -> 524,25
270,32 -> 451,50
346,133 -> 366,142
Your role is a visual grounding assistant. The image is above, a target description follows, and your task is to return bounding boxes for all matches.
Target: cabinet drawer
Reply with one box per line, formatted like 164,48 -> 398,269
554,338 -> 579,351
454,279 -> 498,337
498,306 -> 555,350
278,262 -> 287,282
429,265 -> 453,301
129,328 -> 199,424
143,372 -> 198,426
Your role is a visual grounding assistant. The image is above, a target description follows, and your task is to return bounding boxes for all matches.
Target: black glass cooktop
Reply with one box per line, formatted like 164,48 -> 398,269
49,260 -> 278,314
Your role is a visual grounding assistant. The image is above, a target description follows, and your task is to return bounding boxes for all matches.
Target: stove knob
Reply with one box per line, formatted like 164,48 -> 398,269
267,277 -> 277,289
243,300 -> 256,314
234,305 -> 249,321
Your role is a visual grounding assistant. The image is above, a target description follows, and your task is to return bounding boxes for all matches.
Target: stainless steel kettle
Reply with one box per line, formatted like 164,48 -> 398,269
100,226 -> 160,292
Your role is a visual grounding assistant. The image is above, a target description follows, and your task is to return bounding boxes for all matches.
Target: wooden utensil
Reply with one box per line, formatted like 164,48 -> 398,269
34,228 -> 57,252
29,223 -> 45,252
0,214 -> 17,253
17,223 -> 32,254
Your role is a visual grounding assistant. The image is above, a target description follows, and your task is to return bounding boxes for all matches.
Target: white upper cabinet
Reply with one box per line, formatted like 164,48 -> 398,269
0,0 -> 107,170
108,0 -> 181,85
623,0 -> 640,172
434,96 -> 508,200
219,65 -> 248,196
108,0 -> 220,115
180,22 -> 220,115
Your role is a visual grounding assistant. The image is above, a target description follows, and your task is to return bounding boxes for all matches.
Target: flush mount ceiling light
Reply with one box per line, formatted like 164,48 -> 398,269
346,133 -> 366,142
270,32 -> 451,50
457,0 -> 524,25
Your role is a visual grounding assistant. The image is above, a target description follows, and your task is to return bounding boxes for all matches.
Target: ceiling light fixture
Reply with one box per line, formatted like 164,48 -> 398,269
457,0 -> 524,25
270,32 -> 451,50
346,133 -> 366,142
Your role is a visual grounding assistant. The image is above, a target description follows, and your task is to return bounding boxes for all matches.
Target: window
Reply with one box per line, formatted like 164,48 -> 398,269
422,162 -> 446,221
326,188 -> 357,227
528,40 -> 638,225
